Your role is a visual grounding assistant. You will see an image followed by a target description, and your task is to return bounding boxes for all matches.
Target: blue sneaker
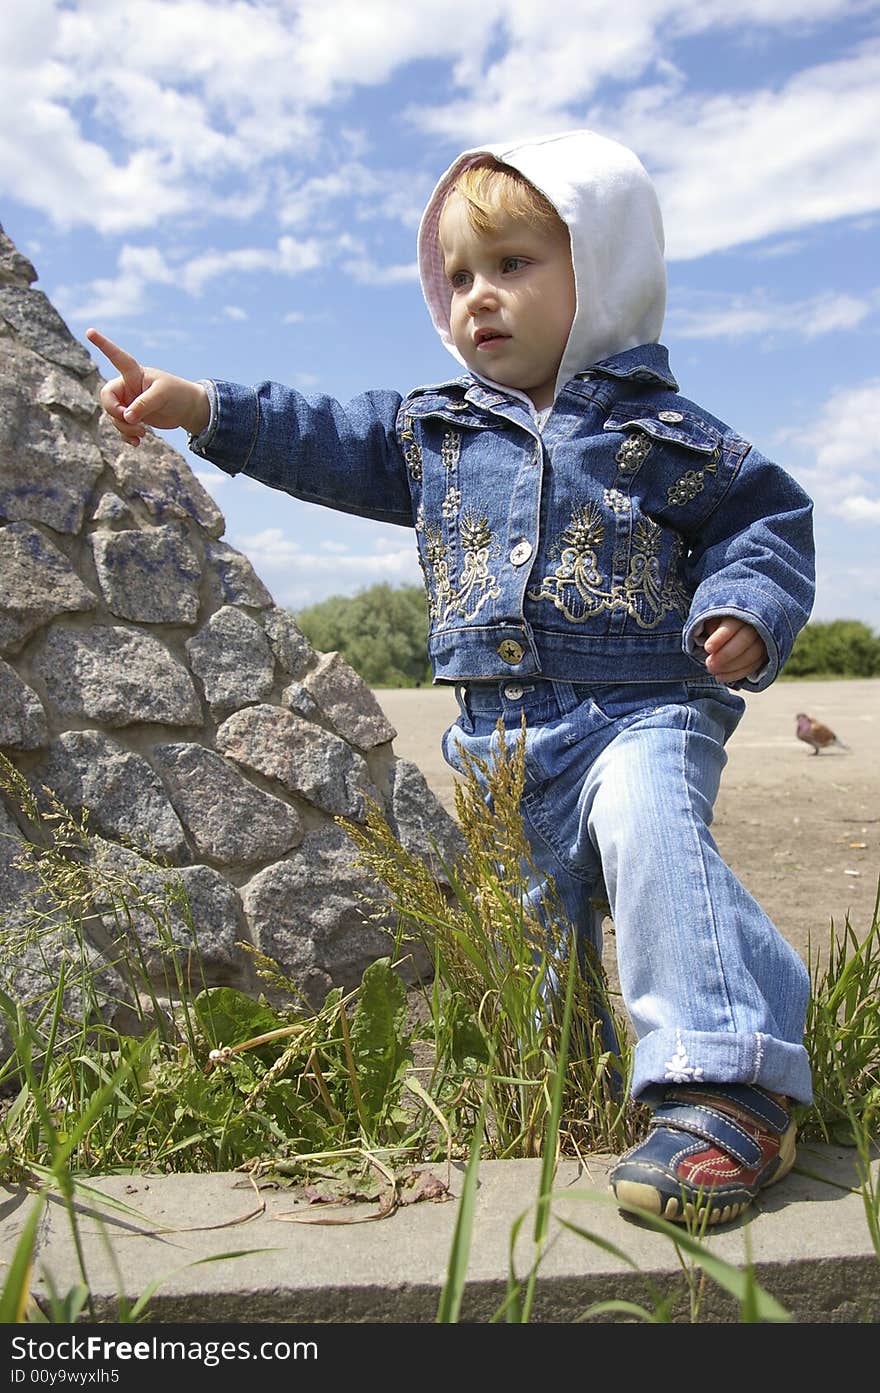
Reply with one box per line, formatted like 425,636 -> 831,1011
609,1084 -> 796,1225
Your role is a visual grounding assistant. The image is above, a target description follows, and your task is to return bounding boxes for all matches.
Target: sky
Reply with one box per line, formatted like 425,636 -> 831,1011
1,0 -> 879,627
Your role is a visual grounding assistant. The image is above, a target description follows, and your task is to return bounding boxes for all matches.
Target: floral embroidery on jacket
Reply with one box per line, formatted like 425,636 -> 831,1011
400,416 -> 423,480
666,457 -> 718,507
615,433 -> 652,473
421,508 -> 501,622
441,486 -> 462,520
612,522 -> 691,629
604,487 -> 631,513
441,429 -> 461,472
421,523 -> 453,620
526,502 -> 611,621
444,509 -> 501,620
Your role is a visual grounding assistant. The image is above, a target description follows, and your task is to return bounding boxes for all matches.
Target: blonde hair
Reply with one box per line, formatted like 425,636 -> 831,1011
448,158 -> 565,237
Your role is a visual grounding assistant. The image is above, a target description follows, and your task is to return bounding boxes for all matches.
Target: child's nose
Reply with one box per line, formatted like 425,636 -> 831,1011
466,275 -> 499,312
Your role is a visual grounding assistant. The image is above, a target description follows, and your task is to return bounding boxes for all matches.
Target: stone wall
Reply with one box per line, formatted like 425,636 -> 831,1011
0,224 -> 463,1056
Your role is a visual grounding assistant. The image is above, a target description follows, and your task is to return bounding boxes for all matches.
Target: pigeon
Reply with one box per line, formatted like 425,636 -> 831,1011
795,712 -> 849,755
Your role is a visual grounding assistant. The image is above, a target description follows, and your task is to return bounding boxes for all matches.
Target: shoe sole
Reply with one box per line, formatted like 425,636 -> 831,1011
610,1120 -> 798,1226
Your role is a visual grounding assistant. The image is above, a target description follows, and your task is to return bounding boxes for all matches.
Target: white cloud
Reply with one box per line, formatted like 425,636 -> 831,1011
61,235 -> 327,321
810,559 -> 880,623
58,244 -> 176,321
229,524 -> 422,606
192,469 -> 229,498
834,495 -> 880,523
749,238 -> 809,260
787,378 -> 880,525
4,0 -> 874,259
179,238 -> 324,294
342,256 -> 419,287
669,288 -> 878,341
624,42 -> 880,259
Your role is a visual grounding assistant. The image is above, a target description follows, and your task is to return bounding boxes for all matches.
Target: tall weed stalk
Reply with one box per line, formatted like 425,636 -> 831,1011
342,718 -> 642,1160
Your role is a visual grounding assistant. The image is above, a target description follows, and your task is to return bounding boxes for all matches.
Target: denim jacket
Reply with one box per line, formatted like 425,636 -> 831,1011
191,343 -> 815,691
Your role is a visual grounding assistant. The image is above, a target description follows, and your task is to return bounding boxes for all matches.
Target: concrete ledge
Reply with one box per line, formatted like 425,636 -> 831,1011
2,1143 -> 878,1324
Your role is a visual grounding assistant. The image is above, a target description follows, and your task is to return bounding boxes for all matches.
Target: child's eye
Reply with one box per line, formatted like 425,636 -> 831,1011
502,256 -> 527,273
449,270 -> 471,290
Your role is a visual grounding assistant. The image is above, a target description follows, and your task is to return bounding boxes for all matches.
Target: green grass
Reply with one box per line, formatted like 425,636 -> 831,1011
1,742 -> 878,1324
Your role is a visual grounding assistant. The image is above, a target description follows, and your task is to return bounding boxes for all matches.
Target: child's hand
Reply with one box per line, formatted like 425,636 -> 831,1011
701,616 -> 767,684
85,328 -> 211,447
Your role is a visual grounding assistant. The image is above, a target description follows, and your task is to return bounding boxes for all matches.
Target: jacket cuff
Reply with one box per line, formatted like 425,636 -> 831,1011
187,379 -> 260,475
683,607 -> 779,692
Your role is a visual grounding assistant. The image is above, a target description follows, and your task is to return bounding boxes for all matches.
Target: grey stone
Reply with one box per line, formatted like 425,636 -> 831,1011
204,540 -> 273,608
0,287 -> 94,376
280,681 -> 321,720
31,731 -> 189,860
388,757 -> 466,871
0,226 -> 37,288
91,491 -> 138,527
1,930 -> 129,1066
36,369 -> 98,424
152,743 -> 303,865
241,824 -> 398,1006
91,524 -> 202,624
303,650 -> 396,750
261,606 -> 314,678
104,425 -> 225,537
0,522 -> 97,654
89,840 -> 248,984
0,802 -> 40,932
0,661 -> 48,750
33,625 -> 201,727
0,803 -> 124,1063
186,607 -> 275,717
0,384 -> 104,533
0,228 -> 469,1032
216,703 -> 375,818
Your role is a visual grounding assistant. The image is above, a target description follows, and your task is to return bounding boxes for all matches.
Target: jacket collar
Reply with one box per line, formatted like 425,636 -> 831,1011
585,343 -> 679,391
408,343 -> 678,419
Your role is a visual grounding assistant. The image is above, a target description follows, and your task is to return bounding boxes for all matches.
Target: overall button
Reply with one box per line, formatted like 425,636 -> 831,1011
658,410 -> 684,423
497,639 -> 525,665
509,540 -> 532,566
503,683 -> 524,700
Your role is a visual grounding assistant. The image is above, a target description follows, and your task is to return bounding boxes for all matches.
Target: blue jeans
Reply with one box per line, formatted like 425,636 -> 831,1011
441,677 -> 813,1106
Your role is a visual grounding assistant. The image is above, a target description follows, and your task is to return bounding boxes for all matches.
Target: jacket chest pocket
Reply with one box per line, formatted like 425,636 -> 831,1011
603,402 -> 725,528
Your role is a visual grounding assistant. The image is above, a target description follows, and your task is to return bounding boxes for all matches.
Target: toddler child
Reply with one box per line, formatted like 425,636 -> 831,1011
87,127 -> 815,1226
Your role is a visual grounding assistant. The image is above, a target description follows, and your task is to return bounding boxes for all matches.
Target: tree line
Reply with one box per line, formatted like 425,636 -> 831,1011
295,583 -> 431,687
294,585 -> 880,686
784,619 -> 880,678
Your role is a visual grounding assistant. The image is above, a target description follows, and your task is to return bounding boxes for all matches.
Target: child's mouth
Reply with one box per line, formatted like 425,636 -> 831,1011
475,330 -> 509,348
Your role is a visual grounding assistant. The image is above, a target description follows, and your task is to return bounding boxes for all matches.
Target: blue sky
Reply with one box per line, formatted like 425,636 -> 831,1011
2,0 -> 879,626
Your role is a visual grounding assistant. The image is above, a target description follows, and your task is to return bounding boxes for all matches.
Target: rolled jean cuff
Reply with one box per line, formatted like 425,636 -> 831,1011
632,1029 -> 813,1107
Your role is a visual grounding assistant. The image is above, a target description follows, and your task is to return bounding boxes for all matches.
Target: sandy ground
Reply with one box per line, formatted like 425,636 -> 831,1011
376,678 -> 880,977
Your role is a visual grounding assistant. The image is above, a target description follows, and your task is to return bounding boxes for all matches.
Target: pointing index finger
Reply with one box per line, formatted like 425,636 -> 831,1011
85,327 -> 143,387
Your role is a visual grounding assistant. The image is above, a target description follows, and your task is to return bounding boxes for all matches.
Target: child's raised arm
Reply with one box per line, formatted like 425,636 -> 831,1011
85,328 -> 211,447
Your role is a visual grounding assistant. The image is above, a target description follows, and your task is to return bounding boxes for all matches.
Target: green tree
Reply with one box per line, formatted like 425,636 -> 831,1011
785,619 -> 880,678
294,582 -> 431,687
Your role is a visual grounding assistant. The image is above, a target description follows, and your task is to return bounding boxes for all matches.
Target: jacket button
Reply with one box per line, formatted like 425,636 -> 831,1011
497,639 -> 525,665
658,410 -> 684,423
503,683 -> 524,700
509,540 -> 533,566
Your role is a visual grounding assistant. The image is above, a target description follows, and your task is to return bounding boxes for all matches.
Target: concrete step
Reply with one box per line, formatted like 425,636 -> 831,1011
2,1141 -> 878,1326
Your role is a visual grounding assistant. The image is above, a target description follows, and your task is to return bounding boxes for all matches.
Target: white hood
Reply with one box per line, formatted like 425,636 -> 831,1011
418,128 -> 667,403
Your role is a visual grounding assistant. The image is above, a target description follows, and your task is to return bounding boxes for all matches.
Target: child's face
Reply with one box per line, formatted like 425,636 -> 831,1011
439,192 -> 576,412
